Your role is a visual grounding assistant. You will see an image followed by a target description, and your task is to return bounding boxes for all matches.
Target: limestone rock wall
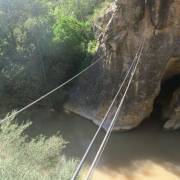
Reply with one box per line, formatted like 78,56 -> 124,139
65,0 -> 180,131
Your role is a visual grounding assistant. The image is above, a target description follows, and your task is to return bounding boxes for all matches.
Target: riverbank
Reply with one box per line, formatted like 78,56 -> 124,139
2,106 -> 179,180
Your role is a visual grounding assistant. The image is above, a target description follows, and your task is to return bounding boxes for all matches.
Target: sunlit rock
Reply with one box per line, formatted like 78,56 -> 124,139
65,0 -> 180,131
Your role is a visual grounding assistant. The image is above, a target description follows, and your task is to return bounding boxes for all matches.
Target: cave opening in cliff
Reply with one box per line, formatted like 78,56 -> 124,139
151,74 -> 180,121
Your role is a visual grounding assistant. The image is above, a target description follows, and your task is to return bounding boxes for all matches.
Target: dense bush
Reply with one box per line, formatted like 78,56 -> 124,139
0,0 -> 112,107
0,112 -> 78,180
0,0 -> 54,103
53,15 -> 95,70
53,0 -> 106,20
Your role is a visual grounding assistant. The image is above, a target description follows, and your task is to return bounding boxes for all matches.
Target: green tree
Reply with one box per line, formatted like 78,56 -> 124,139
0,0 -> 110,107
0,112 -> 78,180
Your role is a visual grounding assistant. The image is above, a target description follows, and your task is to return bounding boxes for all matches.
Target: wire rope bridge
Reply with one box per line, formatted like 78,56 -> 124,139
0,38 -> 145,180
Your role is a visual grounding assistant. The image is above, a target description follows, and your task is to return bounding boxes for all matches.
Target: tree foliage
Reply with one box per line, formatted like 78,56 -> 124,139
0,112 -> 78,180
0,0 -> 111,107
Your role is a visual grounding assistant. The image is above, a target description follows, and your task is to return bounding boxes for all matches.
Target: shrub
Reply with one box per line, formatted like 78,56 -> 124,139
53,15 -> 93,50
52,15 -> 95,74
53,0 -> 109,21
0,112 -> 78,180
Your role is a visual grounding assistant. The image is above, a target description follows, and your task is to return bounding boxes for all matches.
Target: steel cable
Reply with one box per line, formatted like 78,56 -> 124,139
71,40 -> 143,180
85,38 -> 145,180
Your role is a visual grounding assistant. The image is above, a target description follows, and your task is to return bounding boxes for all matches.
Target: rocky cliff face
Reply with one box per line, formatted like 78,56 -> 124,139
164,87 -> 180,130
65,0 -> 180,131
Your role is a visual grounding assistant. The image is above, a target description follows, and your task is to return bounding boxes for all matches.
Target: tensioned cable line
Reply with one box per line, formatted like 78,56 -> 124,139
87,40 -> 145,179
71,40 -> 143,180
85,38 -> 145,180
85,39 -> 145,180
0,57 -> 103,124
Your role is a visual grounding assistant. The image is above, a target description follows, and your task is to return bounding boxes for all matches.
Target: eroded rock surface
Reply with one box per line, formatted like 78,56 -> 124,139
65,0 -> 180,131
164,88 -> 180,130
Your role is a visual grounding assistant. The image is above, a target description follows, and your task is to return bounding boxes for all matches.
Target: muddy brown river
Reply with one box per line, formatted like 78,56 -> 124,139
11,108 -> 180,179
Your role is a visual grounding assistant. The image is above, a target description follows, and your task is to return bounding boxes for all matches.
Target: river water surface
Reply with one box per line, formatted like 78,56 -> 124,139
18,108 -> 180,180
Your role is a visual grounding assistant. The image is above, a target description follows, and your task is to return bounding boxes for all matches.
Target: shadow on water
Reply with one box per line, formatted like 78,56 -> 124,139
17,107 -> 180,178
